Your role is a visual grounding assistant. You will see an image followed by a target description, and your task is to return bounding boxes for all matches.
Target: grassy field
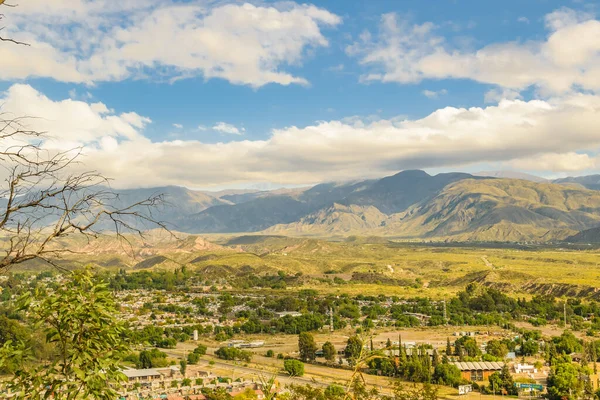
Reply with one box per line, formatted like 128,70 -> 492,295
13,234 -> 600,299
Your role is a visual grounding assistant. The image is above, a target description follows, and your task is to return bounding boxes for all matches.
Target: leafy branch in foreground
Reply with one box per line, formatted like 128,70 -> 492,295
0,269 -> 129,399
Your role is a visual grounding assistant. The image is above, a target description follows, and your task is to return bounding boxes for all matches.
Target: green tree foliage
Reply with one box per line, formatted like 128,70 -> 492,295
180,359 -> 187,375
433,363 -> 462,387
454,336 -> 480,358
194,343 -> 208,355
547,359 -> 585,400
488,364 -> 517,396
552,331 -> 583,355
485,340 -> 509,358
324,384 -> 345,399
521,340 -> 540,356
322,341 -> 336,362
137,348 -> 169,368
215,347 -> 252,362
284,359 -> 305,377
0,269 -> 128,399
345,335 -> 364,366
187,352 -> 201,364
298,332 -> 317,362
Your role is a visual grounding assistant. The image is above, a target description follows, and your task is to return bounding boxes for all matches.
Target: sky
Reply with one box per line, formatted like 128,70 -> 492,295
0,0 -> 599,190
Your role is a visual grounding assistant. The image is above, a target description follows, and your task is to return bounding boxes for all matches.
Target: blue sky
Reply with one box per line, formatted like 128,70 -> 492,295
0,0 -> 599,188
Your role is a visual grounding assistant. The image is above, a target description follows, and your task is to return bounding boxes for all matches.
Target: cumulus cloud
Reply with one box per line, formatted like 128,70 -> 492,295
173,123 -> 183,129
0,1 -> 341,87
213,122 -> 244,135
422,89 -> 447,99
2,85 -> 600,188
349,8 -> 600,95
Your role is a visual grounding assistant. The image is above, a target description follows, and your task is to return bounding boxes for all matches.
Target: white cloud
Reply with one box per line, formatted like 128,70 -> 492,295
197,125 -> 208,131
0,1 -> 341,87
349,9 -> 600,95
3,85 -> 600,188
510,152 -> 599,172
173,123 -> 183,129
422,89 -> 447,99
517,17 -> 530,24
213,122 -> 244,135
484,88 -> 523,103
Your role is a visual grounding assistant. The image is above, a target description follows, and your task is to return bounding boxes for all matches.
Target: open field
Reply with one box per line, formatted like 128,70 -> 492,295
13,234 -> 600,299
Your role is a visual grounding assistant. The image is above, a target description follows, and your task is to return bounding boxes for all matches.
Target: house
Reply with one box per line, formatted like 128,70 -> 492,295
122,368 -> 164,390
451,361 -> 504,382
404,313 -> 431,325
121,366 -> 183,391
275,311 -> 302,318
515,364 -> 538,374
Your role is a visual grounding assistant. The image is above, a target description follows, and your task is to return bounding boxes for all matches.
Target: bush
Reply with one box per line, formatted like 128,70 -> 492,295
194,344 -> 207,355
266,350 -> 275,358
187,352 -> 200,365
215,347 -> 252,362
284,359 -> 305,377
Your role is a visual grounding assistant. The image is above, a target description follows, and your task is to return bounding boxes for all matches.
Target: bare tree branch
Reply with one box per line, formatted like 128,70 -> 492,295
0,2 -> 29,46
0,114 -> 172,273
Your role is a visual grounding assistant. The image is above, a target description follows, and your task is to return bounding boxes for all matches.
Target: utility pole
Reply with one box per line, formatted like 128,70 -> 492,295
329,307 -> 334,333
443,299 -> 448,326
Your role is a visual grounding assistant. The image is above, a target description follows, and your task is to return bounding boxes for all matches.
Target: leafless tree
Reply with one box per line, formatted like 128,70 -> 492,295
0,115 -> 168,272
0,1 -> 28,46
0,3 -> 169,272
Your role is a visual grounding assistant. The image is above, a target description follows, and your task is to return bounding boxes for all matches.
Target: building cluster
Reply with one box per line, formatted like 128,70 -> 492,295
119,366 -> 267,400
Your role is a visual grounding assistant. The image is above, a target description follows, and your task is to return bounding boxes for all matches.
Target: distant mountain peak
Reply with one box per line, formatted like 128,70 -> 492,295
473,171 -> 547,183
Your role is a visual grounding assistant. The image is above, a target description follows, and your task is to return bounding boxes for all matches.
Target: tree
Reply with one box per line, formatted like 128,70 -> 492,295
215,347 -> 252,362
180,359 -> 187,376
266,349 -> 275,358
521,340 -> 539,356
553,331 -> 582,355
284,359 -> 305,377
454,336 -> 480,358
485,340 -> 509,358
547,360 -> 583,400
0,269 -> 129,399
188,352 -> 200,364
0,114 -> 167,273
323,341 -> 336,362
194,343 -> 208,355
488,364 -> 517,396
298,332 -> 317,362
139,350 -> 153,368
345,335 -> 364,366
433,363 -> 461,387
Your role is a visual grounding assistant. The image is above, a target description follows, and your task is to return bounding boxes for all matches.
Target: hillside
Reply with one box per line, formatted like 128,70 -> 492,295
565,226 -> 600,243
268,178 -> 600,241
553,175 -> 600,191
388,179 -> 600,241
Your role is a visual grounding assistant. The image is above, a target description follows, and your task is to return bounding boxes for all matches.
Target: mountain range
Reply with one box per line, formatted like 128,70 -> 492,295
103,170 -> 600,242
